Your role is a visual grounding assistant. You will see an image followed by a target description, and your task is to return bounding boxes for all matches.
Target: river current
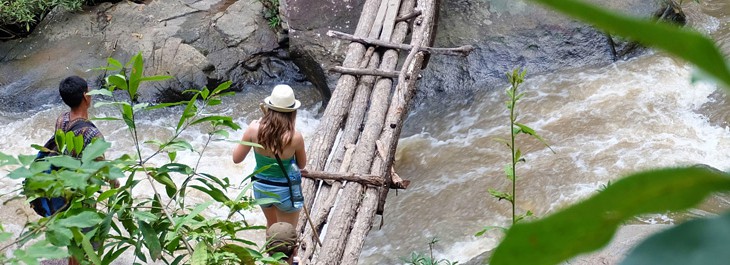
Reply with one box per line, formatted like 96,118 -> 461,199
1,1 -> 730,264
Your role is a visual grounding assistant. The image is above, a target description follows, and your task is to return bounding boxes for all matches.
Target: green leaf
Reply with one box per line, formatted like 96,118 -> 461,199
128,53 -> 144,98
490,167 -> 730,265
227,140 -> 264,149
211,81 -> 232,96
514,122 -> 535,135
190,184 -> 230,203
46,224 -> 73,246
107,57 -> 123,71
94,101 -> 131,108
167,140 -> 194,152
86,89 -> 113,97
25,240 -> 69,259
73,135 -> 85,154
97,189 -> 118,202
175,201 -> 213,232
190,115 -> 233,127
48,155 -> 81,170
102,245 -> 131,265
59,212 -> 103,228
18,154 -> 36,166
529,0 -> 730,89
208,99 -> 222,106
620,212 -> 730,265
143,101 -> 187,110
212,129 -> 230,138
122,104 -> 135,129
0,152 -> 18,167
139,221 -> 162,261
81,139 -> 112,164
107,74 -> 128,90
191,242 -> 208,265
133,211 -> 159,223
504,164 -> 514,180
132,103 -> 150,112
152,173 -> 177,191
168,151 -> 177,162
144,139 -> 165,148
200,88 -> 210,100
72,228 -> 102,265
220,244 -> 256,264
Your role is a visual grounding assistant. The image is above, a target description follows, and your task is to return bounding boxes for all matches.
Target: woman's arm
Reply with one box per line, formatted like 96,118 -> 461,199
294,132 -> 307,169
232,123 -> 256,164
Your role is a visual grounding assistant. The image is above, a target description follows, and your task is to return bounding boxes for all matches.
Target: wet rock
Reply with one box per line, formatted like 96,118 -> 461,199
0,0 -> 308,111
283,0 -> 366,101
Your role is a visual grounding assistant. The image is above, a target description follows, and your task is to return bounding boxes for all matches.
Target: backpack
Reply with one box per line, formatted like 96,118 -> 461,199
28,120 -> 96,217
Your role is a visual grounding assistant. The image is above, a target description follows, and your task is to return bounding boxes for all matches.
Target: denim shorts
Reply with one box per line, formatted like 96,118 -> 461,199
253,180 -> 303,213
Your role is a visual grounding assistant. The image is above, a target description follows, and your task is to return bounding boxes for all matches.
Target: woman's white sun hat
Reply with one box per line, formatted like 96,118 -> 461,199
264,84 -> 301,112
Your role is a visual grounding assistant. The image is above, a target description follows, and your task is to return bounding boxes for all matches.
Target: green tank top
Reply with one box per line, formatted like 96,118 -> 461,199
254,152 -> 295,180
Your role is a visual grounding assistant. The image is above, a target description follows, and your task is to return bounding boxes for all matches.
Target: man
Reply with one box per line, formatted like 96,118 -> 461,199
56,75 -> 118,265
56,76 -> 103,152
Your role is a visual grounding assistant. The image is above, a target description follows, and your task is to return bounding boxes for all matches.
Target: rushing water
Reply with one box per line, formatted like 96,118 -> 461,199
2,1 -> 730,265
359,1 -> 730,263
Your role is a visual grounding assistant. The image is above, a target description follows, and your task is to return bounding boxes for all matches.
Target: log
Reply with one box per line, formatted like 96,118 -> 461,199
302,171 -> 385,187
396,9 -> 421,22
316,0 -> 413,261
296,0 -> 383,262
330,66 -> 400,78
380,0 -> 402,41
328,30 -> 474,56
369,0 -> 390,39
342,0 -> 435,262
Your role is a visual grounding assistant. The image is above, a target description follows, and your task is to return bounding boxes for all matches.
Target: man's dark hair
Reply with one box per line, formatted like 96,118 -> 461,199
59,76 -> 88,108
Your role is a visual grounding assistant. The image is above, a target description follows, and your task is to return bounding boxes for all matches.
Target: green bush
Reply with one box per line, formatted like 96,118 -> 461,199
0,53 -> 286,264
0,0 -> 85,28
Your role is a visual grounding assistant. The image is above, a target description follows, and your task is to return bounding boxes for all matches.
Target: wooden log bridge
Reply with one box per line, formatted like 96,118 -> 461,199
296,0 -> 471,264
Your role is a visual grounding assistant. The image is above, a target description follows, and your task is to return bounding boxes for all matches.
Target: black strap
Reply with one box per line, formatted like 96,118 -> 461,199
274,153 -> 296,208
43,119 -> 97,153
251,176 -> 289,187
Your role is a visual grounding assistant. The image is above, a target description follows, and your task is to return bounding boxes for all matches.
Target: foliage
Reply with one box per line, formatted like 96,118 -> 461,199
490,167 -> 730,265
621,211 -> 730,265
258,0 -> 281,29
487,69 -> 554,227
0,0 -> 85,29
402,238 -> 459,265
488,1 -> 730,264
0,52 -> 287,264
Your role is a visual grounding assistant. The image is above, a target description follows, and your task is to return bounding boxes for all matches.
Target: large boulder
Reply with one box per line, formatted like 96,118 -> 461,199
282,0 -> 668,111
0,0 -> 302,112
283,0 -> 367,102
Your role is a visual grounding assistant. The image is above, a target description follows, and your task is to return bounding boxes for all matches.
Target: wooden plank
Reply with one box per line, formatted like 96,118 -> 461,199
379,0 -> 402,41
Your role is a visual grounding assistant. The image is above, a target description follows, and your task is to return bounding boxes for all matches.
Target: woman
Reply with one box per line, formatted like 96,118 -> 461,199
232,84 -> 307,228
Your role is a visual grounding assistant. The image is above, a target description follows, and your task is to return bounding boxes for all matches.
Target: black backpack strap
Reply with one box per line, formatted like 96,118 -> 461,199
66,119 -> 96,133
274,153 -> 296,208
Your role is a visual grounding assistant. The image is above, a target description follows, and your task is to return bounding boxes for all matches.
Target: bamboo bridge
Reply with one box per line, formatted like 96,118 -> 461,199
296,0 -> 472,263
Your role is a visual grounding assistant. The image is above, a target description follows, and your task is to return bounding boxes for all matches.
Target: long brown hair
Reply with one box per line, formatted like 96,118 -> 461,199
258,109 -> 296,154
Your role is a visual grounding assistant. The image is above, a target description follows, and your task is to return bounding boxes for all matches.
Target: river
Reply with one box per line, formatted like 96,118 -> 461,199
2,1 -> 730,264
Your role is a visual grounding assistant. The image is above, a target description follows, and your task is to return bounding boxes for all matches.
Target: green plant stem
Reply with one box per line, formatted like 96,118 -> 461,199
509,84 -> 518,225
